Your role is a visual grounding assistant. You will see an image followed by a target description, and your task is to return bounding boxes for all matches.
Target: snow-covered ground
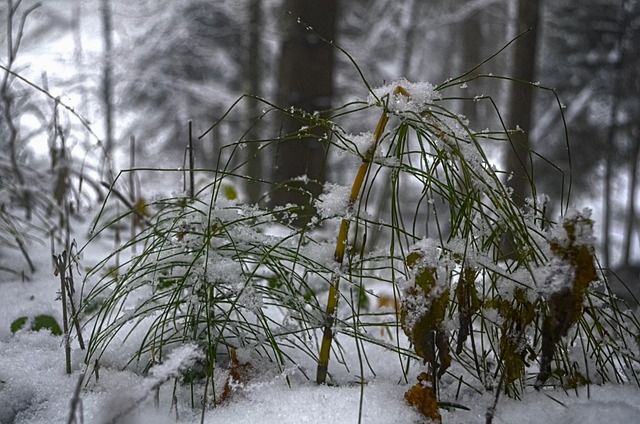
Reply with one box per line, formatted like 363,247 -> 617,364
2,240 -> 640,424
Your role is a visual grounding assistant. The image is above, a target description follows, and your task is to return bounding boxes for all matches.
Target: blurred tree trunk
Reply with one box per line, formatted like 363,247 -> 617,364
459,9 -> 483,124
244,0 -> 263,203
401,0 -> 423,79
622,129 -> 640,265
603,3 -> 633,269
502,0 -> 540,257
101,0 -> 114,177
270,0 -> 338,223
72,0 -> 83,67
504,0 -> 539,209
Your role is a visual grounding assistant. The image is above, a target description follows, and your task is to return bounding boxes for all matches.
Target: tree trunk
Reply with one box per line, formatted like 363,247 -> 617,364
504,0 -> 540,209
459,9 -> 483,124
400,0 -> 422,79
622,130 -> 640,265
101,0 -> 114,176
270,0 -> 338,224
602,4 -> 630,269
501,0 -> 540,258
244,0 -> 263,203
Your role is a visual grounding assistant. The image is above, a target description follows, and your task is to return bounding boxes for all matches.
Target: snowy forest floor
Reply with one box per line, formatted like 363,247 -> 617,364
1,224 -> 640,424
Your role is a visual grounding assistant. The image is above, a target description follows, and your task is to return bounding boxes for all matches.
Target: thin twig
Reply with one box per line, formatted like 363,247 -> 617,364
67,371 -> 85,424
14,236 -> 35,273
100,181 -> 152,227
188,120 -> 195,200
0,63 -> 102,144
54,251 -> 72,374
64,250 -> 85,350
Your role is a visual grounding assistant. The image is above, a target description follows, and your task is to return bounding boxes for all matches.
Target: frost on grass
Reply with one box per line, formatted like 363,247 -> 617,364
549,207 -> 595,248
337,131 -> 375,158
535,208 -> 596,298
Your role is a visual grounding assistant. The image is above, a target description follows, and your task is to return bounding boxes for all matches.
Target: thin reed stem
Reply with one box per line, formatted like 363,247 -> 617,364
316,87 -> 407,384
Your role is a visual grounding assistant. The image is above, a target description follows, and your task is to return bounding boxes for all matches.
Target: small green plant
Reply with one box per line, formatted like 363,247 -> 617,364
82,175 -> 333,403
10,314 -> 62,336
81,51 -> 640,421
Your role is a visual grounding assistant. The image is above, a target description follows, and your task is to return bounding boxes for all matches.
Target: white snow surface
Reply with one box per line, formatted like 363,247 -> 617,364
2,242 -> 640,424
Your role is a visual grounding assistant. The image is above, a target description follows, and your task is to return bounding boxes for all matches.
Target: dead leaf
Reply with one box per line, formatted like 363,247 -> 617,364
220,349 -> 253,404
404,372 -> 442,423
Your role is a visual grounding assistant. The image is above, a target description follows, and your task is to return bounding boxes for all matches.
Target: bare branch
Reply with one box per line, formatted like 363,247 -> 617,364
12,2 -> 42,59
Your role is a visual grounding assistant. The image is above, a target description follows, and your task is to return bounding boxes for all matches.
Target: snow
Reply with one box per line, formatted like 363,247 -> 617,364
2,245 -> 640,424
1,327 -> 639,424
315,182 -> 352,219
3,89 -> 639,424
367,78 -> 441,113
349,132 -> 375,156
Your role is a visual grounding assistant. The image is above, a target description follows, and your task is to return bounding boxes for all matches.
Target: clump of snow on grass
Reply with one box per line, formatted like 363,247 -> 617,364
148,344 -> 203,382
315,182 -> 351,219
553,207 -> 596,246
368,78 -> 441,113
536,208 -> 596,297
347,131 -> 375,156
237,285 -> 264,313
205,251 -> 245,287
100,344 -> 203,424
398,238 -> 453,330
368,78 -> 502,196
536,260 -> 576,297
300,240 -> 336,266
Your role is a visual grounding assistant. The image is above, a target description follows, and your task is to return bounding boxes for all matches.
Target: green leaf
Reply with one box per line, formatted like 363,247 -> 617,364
33,315 -> 63,335
10,317 -> 28,333
10,315 -> 62,336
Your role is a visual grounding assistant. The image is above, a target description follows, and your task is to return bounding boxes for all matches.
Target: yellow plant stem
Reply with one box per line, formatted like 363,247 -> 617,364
316,87 -> 407,384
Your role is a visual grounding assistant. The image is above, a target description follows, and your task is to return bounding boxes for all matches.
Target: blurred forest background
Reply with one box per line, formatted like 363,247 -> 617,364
1,0 -> 639,293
